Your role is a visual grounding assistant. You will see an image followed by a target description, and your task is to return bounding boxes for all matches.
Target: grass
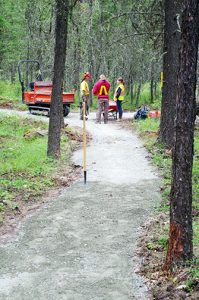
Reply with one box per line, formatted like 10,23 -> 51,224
0,113 -> 78,219
0,80 -> 21,99
0,80 -> 26,110
0,79 -> 162,112
123,83 -> 162,111
132,116 -> 199,282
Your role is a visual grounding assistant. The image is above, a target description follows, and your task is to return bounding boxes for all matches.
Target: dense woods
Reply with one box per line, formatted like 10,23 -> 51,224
0,0 -> 163,103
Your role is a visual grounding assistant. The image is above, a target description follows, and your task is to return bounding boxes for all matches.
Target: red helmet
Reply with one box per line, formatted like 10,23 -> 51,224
83,72 -> 91,79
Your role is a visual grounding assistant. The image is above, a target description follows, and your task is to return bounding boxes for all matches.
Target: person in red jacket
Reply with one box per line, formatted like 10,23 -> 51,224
92,74 -> 110,124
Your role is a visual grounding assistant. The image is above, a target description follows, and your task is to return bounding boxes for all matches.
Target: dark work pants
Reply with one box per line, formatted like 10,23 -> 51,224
80,96 -> 89,120
116,100 -> 123,119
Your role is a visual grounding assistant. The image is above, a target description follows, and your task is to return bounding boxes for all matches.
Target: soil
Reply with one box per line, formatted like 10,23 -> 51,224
136,213 -> 199,300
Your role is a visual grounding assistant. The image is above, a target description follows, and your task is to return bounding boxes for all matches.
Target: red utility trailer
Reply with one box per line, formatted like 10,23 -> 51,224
18,60 -> 75,117
108,100 -> 118,119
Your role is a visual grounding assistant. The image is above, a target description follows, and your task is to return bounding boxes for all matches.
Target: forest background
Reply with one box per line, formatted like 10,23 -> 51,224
0,0 -> 163,109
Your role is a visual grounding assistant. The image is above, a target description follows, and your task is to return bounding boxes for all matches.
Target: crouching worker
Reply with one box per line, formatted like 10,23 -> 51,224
114,77 -> 125,120
80,72 -> 91,120
93,74 -> 110,124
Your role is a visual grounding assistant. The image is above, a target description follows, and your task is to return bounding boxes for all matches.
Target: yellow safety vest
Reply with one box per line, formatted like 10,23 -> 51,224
80,80 -> 89,96
114,84 -> 125,101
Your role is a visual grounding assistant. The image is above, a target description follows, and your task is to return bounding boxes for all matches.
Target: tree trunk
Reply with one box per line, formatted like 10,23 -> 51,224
130,78 -> 134,105
47,0 -> 69,158
72,26 -> 81,91
150,61 -> 154,103
150,78 -> 154,103
159,0 -> 184,148
165,0 -> 199,271
88,0 -> 93,106
154,81 -> 157,99
136,82 -> 141,107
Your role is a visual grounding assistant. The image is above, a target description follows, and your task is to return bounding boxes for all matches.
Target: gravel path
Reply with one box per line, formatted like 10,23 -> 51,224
0,110 -> 161,299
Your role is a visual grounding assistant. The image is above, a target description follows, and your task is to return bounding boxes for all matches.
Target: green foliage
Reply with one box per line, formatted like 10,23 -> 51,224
193,218 -> 199,246
0,80 -> 26,110
158,236 -> 168,248
0,80 -> 21,99
191,258 -> 199,278
0,0 -> 163,100
133,117 -> 160,135
185,258 -> 199,291
0,114 -> 71,214
0,203 -> 4,212
146,236 -> 168,251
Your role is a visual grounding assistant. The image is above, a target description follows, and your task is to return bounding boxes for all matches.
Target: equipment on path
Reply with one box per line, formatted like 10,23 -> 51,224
108,100 -> 118,119
134,106 -> 148,120
18,60 -> 75,117
148,110 -> 161,118
102,100 -> 118,120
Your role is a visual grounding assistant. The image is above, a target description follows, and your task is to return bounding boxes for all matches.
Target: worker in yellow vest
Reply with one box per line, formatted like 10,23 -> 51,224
80,72 -> 91,120
114,77 -> 125,120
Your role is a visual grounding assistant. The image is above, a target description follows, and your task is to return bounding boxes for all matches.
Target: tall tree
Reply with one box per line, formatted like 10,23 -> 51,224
47,0 -> 69,158
159,0 -> 184,148
165,0 -> 199,270
88,0 -> 93,106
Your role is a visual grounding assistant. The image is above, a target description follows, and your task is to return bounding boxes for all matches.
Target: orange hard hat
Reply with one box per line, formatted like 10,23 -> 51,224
83,72 -> 91,79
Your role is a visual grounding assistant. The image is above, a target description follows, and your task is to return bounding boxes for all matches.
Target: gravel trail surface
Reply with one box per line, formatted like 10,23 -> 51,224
0,110 -> 160,299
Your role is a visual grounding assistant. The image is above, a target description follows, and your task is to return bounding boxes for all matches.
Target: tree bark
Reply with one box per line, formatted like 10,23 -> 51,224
165,0 -> 199,271
47,0 -> 69,158
150,61 -> 154,103
150,79 -> 154,104
88,0 -> 93,106
130,78 -> 134,105
154,81 -> 157,99
159,0 -> 184,148
72,25 -> 81,91
136,82 -> 141,107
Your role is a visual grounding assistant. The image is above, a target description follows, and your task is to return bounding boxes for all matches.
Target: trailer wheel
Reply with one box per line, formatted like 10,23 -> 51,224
63,105 -> 70,117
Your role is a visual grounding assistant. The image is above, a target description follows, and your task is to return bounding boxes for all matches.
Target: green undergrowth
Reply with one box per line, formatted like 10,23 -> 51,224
0,113 -> 76,222
132,117 -> 199,282
0,80 -> 26,110
0,79 -> 162,113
